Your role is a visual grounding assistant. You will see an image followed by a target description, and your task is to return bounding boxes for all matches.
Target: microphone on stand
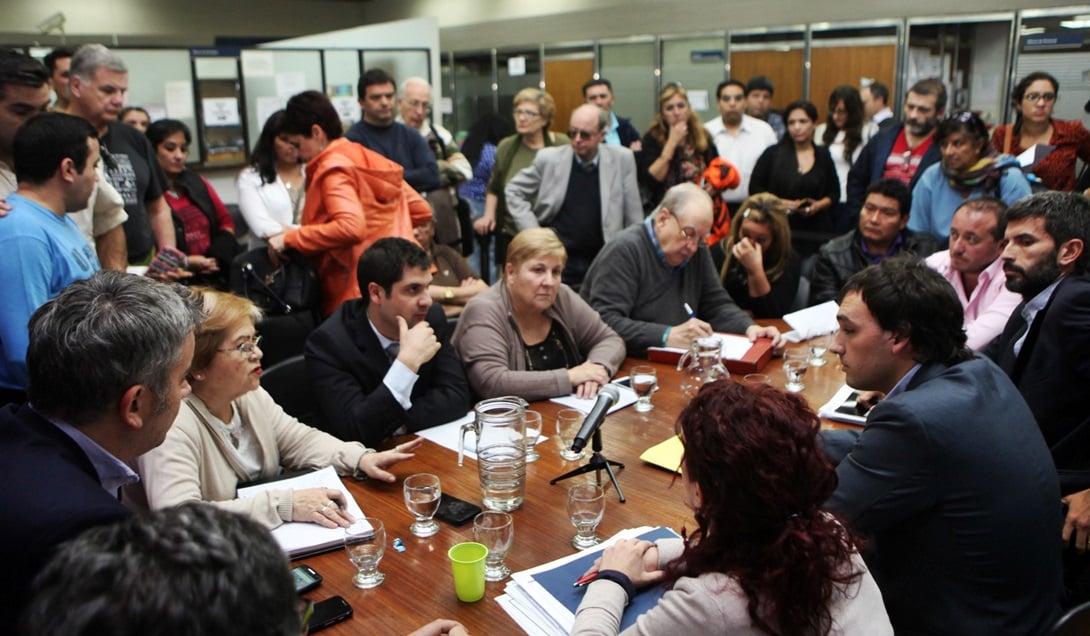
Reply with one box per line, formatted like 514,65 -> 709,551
570,386 -> 620,454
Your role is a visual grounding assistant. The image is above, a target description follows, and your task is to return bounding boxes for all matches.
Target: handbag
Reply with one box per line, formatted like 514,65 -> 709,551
229,248 -> 321,317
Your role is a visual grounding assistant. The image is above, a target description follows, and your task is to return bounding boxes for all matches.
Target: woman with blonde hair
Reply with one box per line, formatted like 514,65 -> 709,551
638,83 -> 718,211
719,194 -> 801,318
453,228 -> 624,401
474,88 -> 569,266
135,288 -> 421,530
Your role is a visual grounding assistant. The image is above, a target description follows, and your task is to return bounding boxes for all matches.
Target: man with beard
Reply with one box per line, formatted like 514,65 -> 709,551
984,191 -> 1090,603
845,78 -> 945,224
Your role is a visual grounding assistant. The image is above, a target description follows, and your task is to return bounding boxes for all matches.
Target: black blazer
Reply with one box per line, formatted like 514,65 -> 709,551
0,404 -> 130,624
305,301 -> 471,447
987,274 -> 1090,494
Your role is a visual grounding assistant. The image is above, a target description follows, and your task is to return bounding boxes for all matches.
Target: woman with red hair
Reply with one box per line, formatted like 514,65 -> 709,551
571,380 -> 892,635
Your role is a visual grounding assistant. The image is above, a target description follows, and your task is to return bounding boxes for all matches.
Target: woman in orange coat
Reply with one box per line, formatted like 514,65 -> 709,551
268,91 -> 431,316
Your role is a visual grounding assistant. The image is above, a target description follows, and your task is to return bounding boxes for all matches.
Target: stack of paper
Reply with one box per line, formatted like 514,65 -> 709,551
497,526 -> 682,635
782,301 -> 839,342
237,465 -> 367,558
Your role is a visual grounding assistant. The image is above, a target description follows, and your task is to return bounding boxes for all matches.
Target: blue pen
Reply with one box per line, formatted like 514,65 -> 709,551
683,303 -> 695,319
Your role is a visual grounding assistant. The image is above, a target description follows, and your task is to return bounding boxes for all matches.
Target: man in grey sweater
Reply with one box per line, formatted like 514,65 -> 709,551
581,182 -> 781,356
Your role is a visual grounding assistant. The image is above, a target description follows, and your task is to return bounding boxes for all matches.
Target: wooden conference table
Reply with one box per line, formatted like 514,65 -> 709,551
295,330 -> 853,635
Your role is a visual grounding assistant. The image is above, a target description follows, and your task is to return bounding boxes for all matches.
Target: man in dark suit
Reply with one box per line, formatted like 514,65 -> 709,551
984,191 -> 1090,600
306,237 -> 471,447
822,257 -> 1062,635
0,271 -> 201,626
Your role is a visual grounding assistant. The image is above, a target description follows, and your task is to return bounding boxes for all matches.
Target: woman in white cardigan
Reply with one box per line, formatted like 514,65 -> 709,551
135,288 -> 421,529
236,110 -> 305,249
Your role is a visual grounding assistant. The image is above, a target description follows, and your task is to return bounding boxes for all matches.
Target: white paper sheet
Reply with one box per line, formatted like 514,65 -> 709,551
782,300 -> 839,342
818,384 -> 868,426
237,466 -> 365,557
414,412 -> 548,460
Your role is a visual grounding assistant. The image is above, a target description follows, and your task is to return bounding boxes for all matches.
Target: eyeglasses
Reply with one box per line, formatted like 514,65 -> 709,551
216,335 -> 262,357
404,98 -> 431,112
1024,92 -> 1056,103
513,108 -> 540,119
668,211 -> 708,245
567,128 -> 599,141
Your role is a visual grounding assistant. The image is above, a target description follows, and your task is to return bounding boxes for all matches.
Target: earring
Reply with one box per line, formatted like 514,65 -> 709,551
191,373 -> 205,382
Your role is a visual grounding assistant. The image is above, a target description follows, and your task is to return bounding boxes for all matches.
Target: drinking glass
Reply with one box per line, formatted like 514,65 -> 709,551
743,373 -> 770,385
523,410 -> 543,463
631,366 -> 657,412
808,333 -> 834,367
783,348 -> 810,393
403,473 -> 441,538
344,518 -> 385,589
566,483 -> 605,549
472,511 -> 514,581
555,409 -> 586,461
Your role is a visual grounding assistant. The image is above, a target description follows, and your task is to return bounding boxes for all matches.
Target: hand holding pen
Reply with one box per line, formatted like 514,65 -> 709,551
572,539 -> 665,588
664,302 -> 713,349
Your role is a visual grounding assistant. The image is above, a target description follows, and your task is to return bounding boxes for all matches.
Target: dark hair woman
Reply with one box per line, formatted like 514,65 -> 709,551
236,110 -> 305,249
147,118 -> 239,289
991,71 -> 1090,195
750,100 -> 840,257
266,90 -> 431,316
815,86 -> 877,231
908,111 -> 1032,242
570,380 -> 892,635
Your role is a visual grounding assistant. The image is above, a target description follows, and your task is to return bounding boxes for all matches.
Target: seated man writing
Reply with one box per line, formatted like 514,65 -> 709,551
581,182 -> 780,356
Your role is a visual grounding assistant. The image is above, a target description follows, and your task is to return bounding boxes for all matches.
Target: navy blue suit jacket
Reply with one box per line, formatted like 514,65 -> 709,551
824,358 -> 1062,636
987,274 -> 1090,494
0,404 -> 129,625
305,301 -> 470,447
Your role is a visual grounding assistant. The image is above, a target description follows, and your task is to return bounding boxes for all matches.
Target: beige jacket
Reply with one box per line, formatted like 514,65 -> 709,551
134,388 -> 369,529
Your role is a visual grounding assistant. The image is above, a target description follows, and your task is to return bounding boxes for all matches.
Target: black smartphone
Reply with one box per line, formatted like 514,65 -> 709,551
307,596 -> 352,632
291,564 -> 322,594
435,492 -> 483,526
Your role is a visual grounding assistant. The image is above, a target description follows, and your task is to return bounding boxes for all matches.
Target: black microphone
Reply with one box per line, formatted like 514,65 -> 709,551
571,385 -> 620,454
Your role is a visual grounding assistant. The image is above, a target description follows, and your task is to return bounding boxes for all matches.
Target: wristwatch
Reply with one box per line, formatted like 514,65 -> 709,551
444,287 -> 454,300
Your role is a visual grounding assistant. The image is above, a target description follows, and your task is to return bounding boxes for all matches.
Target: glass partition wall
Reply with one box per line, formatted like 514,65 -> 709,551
439,7 -> 1090,140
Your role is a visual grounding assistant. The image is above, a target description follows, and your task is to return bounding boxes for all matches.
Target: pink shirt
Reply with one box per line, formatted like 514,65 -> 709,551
926,250 -> 1022,350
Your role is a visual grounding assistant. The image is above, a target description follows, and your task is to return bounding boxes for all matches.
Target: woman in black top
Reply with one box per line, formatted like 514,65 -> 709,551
719,194 -> 801,319
750,100 -> 840,257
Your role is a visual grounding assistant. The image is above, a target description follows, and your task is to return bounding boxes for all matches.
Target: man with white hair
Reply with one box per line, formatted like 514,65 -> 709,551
398,77 -> 472,247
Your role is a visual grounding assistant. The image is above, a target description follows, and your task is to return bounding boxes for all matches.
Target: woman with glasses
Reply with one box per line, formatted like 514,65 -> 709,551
135,288 -> 421,530
473,88 -> 568,267
814,86 -> 877,232
750,100 -> 840,258
909,111 -> 1032,243
570,380 -> 891,635
991,72 -> 1090,195
638,83 -> 718,212
453,228 -> 625,401
718,194 -> 801,319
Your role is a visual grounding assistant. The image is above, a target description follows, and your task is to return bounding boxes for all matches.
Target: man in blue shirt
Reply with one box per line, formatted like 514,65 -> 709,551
0,112 -> 101,401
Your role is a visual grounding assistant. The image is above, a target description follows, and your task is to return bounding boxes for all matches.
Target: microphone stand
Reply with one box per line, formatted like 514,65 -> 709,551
550,428 -> 626,503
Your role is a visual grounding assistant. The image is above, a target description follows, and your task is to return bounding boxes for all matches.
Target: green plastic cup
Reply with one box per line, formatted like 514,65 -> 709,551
447,541 -> 488,602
